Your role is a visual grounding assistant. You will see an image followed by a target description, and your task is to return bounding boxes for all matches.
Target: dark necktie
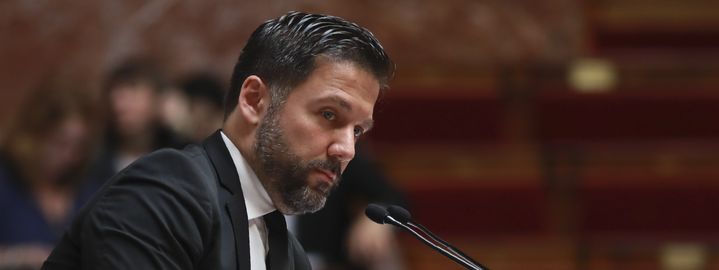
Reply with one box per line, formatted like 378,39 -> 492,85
264,210 -> 289,270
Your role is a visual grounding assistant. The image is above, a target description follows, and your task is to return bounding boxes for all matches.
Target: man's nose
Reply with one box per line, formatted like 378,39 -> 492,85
328,128 -> 356,164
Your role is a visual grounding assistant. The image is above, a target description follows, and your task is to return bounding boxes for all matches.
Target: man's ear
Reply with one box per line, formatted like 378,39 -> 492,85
238,75 -> 270,125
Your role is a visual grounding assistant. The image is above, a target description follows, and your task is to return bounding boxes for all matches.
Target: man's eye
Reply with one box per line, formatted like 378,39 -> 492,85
353,126 -> 364,138
322,111 -> 336,121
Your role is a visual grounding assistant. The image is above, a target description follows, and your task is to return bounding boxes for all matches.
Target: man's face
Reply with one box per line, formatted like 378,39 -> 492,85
254,59 -> 379,214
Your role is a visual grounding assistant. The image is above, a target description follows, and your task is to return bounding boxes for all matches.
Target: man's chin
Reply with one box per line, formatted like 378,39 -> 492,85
277,201 -> 326,215
311,183 -> 333,197
276,188 -> 328,215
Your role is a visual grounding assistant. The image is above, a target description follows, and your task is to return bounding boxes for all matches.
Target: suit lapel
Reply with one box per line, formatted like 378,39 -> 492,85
203,131 -> 251,270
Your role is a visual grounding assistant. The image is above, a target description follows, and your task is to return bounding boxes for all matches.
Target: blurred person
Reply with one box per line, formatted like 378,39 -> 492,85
292,145 -> 407,270
159,84 -> 193,142
42,11 -> 394,270
182,73 -> 226,141
162,73 -> 226,142
0,82 -> 100,269
87,59 -> 188,183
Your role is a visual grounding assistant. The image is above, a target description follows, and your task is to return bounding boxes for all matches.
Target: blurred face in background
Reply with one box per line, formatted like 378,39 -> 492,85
0,83 -> 97,188
159,89 -> 223,142
189,99 -> 224,140
110,81 -> 160,138
41,114 -> 89,182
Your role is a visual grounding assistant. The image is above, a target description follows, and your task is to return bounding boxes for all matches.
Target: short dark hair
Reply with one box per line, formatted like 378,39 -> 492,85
181,73 -> 225,109
225,11 -> 394,118
104,59 -> 165,94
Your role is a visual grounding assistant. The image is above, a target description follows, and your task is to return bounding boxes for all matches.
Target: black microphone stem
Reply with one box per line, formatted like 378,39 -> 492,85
407,222 -> 487,269
385,216 -> 484,270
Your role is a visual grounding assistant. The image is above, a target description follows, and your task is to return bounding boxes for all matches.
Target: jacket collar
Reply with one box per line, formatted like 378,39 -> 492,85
203,130 -> 251,270
203,130 -> 243,195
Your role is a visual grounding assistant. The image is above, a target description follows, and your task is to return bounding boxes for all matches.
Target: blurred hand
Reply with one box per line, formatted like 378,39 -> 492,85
0,244 -> 53,269
346,213 -> 397,267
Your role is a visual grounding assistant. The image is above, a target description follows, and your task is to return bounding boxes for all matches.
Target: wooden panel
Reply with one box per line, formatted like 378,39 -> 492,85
371,94 -> 505,143
400,236 -> 576,270
534,92 -> 719,142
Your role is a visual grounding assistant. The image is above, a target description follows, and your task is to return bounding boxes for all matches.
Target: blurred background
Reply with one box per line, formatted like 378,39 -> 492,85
1,1 -> 719,269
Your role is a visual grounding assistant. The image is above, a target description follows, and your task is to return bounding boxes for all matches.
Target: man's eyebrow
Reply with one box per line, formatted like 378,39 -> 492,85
318,96 -> 352,112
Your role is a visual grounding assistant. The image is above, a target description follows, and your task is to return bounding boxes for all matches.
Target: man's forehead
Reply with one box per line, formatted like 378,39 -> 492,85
294,60 -> 380,103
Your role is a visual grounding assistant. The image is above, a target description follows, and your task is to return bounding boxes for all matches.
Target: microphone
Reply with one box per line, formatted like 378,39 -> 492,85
386,205 -> 486,269
386,205 -> 411,222
365,204 -> 488,270
365,203 -> 391,224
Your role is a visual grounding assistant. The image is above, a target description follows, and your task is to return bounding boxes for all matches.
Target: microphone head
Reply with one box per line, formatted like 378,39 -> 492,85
365,204 -> 389,224
387,205 -> 412,223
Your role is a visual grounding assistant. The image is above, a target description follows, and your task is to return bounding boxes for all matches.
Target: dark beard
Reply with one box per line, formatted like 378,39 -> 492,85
253,105 -> 341,214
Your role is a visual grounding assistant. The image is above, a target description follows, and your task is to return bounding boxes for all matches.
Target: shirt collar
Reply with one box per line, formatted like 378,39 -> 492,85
220,131 -> 275,220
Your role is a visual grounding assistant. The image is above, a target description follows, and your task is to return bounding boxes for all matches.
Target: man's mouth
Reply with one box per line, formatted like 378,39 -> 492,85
315,169 -> 337,185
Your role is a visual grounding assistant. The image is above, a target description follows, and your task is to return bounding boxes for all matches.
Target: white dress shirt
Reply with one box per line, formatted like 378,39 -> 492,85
221,132 -> 276,270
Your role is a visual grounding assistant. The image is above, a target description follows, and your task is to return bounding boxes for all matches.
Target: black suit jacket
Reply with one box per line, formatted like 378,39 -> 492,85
42,131 -> 311,270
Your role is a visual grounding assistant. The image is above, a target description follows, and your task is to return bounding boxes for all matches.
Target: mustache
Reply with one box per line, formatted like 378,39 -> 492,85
307,159 -> 342,178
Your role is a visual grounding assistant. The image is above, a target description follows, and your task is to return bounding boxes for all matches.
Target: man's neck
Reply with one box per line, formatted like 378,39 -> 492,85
219,131 -> 275,219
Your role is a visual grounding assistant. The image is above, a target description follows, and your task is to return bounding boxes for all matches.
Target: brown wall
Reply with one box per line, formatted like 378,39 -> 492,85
0,0 -> 583,126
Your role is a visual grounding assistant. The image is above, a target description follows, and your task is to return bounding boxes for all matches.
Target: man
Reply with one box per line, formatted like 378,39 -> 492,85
42,11 -> 393,270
